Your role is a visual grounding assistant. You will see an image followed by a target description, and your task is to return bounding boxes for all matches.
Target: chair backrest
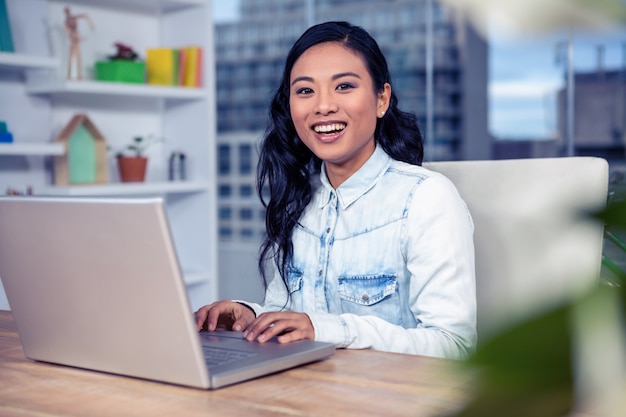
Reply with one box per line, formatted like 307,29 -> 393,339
425,157 -> 609,341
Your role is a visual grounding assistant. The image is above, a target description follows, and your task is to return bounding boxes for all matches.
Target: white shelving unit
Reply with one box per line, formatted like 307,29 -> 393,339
0,0 -> 217,311
0,52 -> 59,69
37,181 -> 210,196
26,79 -> 207,99
0,143 -> 65,155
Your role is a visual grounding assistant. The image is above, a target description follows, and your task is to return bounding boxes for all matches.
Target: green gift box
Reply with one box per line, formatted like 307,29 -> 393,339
95,60 -> 145,84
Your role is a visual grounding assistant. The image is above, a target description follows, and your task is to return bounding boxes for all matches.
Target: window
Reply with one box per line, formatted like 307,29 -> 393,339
218,144 -> 231,175
239,144 -> 253,174
218,184 -> 232,197
239,184 -> 253,197
218,206 -> 232,220
240,208 -> 253,220
219,227 -> 233,238
240,228 -> 254,238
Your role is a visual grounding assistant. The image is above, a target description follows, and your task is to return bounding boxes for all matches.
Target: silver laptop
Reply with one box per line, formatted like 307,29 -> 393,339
0,196 -> 335,389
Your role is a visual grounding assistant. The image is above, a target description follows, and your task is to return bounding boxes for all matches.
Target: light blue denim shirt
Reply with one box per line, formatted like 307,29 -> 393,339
246,146 -> 477,359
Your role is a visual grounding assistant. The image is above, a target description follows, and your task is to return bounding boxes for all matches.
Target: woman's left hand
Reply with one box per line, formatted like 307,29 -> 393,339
243,311 -> 314,344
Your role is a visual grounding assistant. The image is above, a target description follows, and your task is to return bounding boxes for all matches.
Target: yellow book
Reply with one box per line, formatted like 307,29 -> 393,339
195,47 -> 203,87
146,48 -> 174,86
183,47 -> 198,87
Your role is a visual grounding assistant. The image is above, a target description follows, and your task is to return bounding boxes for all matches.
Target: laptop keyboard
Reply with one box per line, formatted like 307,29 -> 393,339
202,345 -> 258,367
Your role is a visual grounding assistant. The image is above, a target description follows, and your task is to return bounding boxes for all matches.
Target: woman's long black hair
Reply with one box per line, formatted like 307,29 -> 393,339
257,21 -> 424,291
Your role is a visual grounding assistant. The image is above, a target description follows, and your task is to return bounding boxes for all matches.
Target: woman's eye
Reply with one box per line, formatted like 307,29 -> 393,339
336,83 -> 355,91
296,87 -> 313,95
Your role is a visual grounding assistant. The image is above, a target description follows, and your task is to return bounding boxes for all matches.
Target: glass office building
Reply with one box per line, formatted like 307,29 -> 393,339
215,0 -> 489,242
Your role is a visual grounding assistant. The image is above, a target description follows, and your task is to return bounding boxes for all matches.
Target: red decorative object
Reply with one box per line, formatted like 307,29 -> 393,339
116,156 -> 147,182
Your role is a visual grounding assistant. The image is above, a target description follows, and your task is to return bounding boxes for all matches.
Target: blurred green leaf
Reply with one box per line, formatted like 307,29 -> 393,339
456,305 -> 574,417
439,0 -> 626,36
596,192 -> 626,310
595,199 -> 626,231
577,0 -> 626,23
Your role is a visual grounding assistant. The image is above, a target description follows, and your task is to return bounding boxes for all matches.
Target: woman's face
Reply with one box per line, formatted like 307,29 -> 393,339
289,42 -> 390,187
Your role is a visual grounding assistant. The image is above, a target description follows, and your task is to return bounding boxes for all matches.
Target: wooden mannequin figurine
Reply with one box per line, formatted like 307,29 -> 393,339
64,6 -> 94,80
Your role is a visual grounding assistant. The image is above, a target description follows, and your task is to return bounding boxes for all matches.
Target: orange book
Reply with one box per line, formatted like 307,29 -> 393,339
181,46 -> 203,88
195,47 -> 203,87
177,48 -> 187,86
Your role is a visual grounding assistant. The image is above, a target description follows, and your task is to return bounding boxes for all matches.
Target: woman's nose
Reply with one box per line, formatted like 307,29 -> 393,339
314,91 -> 338,115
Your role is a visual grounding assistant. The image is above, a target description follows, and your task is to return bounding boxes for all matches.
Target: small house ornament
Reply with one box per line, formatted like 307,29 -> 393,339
53,114 -> 109,185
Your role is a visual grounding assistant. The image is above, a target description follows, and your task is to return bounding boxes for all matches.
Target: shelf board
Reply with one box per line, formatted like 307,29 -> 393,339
60,0 -> 207,13
26,80 -> 207,100
0,143 -> 64,156
38,181 -> 210,196
0,52 -> 59,70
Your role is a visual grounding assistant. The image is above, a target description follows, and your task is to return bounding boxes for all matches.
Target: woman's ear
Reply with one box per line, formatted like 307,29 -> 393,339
378,83 -> 391,118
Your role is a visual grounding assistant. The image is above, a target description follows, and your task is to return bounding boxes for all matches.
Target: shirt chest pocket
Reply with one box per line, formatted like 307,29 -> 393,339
337,274 -> 397,306
337,274 -> 401,325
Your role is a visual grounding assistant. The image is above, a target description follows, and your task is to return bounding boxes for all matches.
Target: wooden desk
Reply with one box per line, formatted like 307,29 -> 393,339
0,310 -> 474,417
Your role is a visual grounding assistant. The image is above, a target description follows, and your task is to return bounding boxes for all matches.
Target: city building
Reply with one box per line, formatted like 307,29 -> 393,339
493,64 -> 626,174
557,68 -> 626,163
215,0 -> 489,248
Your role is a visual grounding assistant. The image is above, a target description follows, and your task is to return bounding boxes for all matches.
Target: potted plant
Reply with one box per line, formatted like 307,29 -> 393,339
95,42 -> 145,84
115,134 -> 162,182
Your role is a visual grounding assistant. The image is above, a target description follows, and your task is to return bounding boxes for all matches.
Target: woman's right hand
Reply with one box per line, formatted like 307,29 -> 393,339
194,300 -> 256,332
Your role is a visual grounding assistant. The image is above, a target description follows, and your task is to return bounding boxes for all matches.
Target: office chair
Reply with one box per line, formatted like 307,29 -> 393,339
425,157 -> 609,341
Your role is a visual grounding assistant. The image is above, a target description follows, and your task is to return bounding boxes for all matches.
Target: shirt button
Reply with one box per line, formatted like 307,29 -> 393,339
318,270 -> 323,276
361,294 -> 369,302
326,227 -> 331,233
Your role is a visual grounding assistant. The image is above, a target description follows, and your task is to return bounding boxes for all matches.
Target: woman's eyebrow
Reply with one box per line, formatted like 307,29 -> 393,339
291,72 -> 362,86
291,76 -> 313,86
332,72 -> 361,81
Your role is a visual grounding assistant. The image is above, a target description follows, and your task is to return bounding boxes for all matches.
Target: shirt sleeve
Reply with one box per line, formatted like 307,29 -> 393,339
309,174 -> 477,359
235,266 -> 291,317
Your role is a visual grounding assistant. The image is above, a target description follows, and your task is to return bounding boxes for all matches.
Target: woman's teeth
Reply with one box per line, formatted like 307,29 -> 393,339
314,123 -> 346,133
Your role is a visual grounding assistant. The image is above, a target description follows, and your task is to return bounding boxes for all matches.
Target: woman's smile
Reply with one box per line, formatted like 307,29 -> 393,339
312,121 -> 347,142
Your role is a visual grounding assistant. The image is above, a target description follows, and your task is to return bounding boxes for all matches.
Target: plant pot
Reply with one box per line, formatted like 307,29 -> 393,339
95,60 -> 146,84
117,156 -> 148,182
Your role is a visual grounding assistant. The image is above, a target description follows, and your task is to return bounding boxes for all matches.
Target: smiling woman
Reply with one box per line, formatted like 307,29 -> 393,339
288,42 -> 389,187
195,21 -> 477,360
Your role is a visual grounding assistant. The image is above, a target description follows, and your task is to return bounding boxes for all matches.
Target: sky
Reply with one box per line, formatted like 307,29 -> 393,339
489,28 -> 626,140
213,1 -> 239,22
213,1 -> 626,141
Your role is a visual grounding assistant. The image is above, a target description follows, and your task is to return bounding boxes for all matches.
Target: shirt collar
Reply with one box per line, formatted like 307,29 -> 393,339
319,146 -> 392,209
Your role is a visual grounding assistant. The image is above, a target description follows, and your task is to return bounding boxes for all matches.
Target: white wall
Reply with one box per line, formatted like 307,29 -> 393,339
218,242 -> 265,303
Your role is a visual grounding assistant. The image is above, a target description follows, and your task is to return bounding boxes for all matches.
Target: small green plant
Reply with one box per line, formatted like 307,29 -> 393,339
116,134 -> 163,158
